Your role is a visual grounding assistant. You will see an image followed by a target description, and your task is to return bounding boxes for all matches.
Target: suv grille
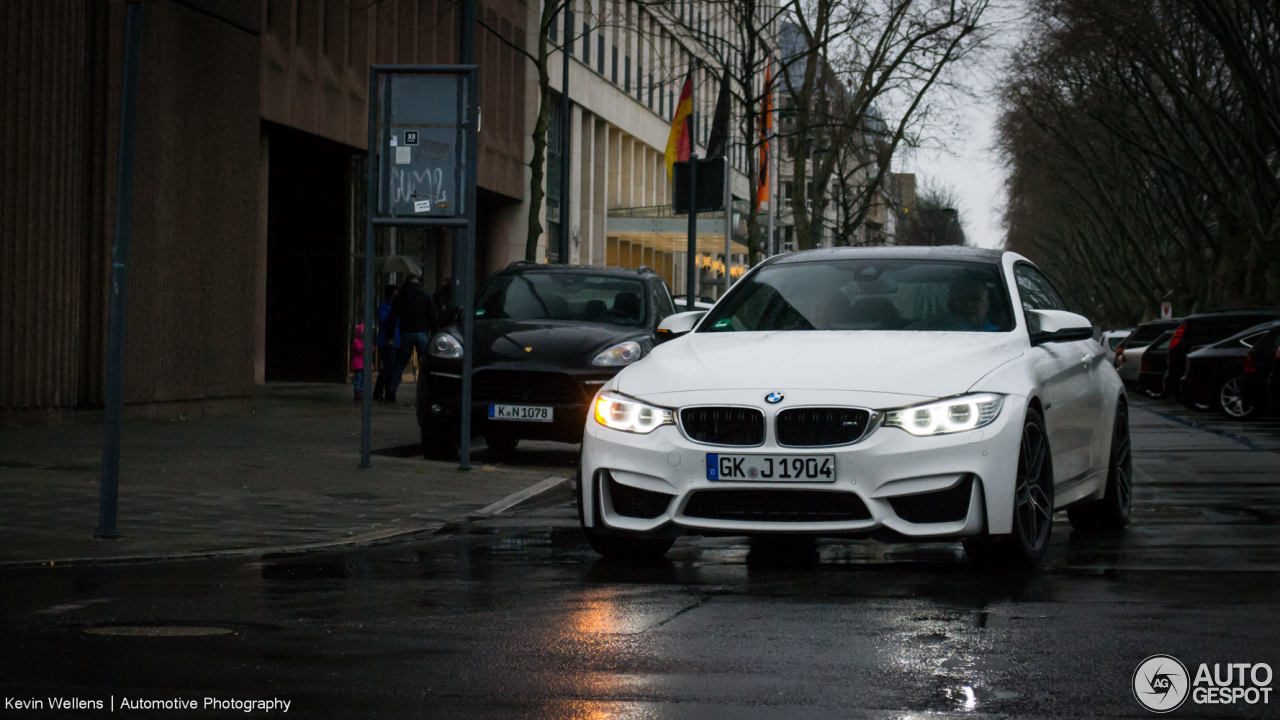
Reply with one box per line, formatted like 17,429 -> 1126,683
887,476 -> 973,524
776,408 -> 872,446
472,370 -> 587,405
606,474 -> 673,519
683,489 -> 871,523
680,407 -> 765,446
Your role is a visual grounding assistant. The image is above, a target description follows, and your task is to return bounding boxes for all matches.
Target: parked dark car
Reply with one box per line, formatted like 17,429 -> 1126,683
1139,331 -> 1176,397
1115,318 -> 1182,389
1181,321 -> 1280,419
1164,308 -> 1280,405
1240,324 -> 1280,416
1269,346 -> 1280,413
416,262 -> 677,457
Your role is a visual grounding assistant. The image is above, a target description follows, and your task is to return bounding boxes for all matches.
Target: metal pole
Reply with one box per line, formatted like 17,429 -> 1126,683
723,149 -> 732,294
558,6 -> 572,264
459,1 -> 479,471
360,68 -> 379,469
97,1 -> 145,539
768,127 -> 776,256
686,153 -> 698,305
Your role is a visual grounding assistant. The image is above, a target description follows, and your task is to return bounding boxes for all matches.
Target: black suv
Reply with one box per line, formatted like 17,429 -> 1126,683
417,262 -> 678,457
1164,308 -> 1280,404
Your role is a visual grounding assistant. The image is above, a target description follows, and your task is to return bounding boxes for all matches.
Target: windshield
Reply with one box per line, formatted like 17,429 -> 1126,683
699,259 -> 1015,333
1129,323 -> 1175,346
476,273 -> 647,326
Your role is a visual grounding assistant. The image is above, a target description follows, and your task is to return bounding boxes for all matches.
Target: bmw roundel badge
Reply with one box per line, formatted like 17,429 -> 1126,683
765,392 -> 785,404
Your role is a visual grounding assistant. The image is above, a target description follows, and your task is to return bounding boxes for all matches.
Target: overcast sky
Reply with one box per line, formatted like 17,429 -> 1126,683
894,6 -> 1029,251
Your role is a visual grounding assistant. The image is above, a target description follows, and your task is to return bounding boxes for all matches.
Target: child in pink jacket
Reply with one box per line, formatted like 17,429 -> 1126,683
351,324 -> 365,402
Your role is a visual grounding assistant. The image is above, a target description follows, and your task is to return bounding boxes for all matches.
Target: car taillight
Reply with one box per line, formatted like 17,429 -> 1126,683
1141,355 -> 1152,371
1168,323 -> 1186,350
1244,355 -> 1256,373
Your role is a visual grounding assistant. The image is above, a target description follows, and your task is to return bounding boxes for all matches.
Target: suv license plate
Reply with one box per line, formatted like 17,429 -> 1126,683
706,454 -> 837,482
488,404 -> 554,422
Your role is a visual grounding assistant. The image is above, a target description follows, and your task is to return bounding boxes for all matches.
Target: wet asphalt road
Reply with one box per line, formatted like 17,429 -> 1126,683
2,397 -> 1279,719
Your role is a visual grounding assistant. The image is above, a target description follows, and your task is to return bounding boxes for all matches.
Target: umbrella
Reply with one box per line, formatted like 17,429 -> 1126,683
379,255 -> 422,276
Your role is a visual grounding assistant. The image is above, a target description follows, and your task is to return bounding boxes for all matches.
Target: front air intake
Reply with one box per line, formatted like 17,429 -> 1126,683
606,474 -> 674,519
683,489 -> 871,523
887,476 -> 974,524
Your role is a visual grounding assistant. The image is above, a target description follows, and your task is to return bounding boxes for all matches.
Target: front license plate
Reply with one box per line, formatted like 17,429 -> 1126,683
488,404 -> 554,422
706,454 -> 837,482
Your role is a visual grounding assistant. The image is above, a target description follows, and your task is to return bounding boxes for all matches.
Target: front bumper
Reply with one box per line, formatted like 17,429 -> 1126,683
580,392 -> 1027,539
417,366 -> 615,444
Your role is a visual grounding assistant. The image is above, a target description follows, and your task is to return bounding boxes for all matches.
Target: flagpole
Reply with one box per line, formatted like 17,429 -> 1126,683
723,144 -> 732,293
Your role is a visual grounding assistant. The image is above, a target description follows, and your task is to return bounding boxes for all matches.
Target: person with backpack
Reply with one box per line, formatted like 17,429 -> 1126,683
372,284 -> 400,401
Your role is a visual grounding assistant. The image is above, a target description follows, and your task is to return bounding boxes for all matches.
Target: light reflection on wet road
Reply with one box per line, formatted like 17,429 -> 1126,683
1,398 -> 1278,718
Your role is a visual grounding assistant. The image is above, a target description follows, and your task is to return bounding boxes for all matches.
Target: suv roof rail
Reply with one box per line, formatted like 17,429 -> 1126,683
637,265 -> 659,275
506,260 -> 539,269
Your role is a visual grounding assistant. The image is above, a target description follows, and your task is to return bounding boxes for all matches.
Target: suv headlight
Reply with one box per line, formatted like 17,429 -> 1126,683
592,341 -> 643,367
593,391 -> 673,434
428,333 -> 463,359
883,394 -> 1004,436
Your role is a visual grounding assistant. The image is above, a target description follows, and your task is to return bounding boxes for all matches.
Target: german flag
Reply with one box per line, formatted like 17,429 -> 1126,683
757,63 -> 773,209
664,70 -> 695,179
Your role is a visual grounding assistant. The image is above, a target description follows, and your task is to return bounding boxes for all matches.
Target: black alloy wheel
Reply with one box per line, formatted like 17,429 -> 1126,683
1216,376 -> 1259,420
964,408 -> 1054,568
1067,401 -> 1132,531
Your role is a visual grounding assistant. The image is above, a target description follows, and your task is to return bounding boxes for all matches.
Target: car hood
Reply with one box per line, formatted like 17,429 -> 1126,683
451,319 -> 650,368
617,330 -> 1025,402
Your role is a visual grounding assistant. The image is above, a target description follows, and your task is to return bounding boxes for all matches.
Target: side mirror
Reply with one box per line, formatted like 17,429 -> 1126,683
1027,309 -> 1094,346
656,311 -> 705,343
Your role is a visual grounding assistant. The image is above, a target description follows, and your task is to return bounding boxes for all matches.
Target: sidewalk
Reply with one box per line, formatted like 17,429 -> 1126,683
0,384 -> 576,566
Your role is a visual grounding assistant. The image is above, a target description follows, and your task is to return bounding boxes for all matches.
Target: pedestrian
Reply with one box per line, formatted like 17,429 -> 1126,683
350,324 -> 366,402
372,284 -> 400,401
384,274 -> 439,404
433,277 -> 454,325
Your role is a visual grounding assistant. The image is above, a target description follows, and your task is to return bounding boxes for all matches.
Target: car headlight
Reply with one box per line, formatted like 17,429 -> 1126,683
883,394 -> 1004,436
593,391 -> 673,434
591,341 -> 643,367
428,333 -> 463,359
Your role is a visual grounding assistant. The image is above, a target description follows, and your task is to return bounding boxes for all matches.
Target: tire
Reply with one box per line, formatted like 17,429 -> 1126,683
1180,394 -> 1212,411
583,528 -> 676,561
484,435 -> 519,454
1216,376 -> 1259,420
1067,401 -> 1133,531
963,407 -> 1054,568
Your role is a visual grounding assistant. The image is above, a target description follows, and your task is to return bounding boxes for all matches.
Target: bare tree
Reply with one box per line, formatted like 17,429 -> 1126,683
780,0 -> 991,251
898,180 -> 965,246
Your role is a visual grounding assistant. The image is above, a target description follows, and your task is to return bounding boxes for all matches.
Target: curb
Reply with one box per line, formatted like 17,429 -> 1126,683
0,475 -> 569,570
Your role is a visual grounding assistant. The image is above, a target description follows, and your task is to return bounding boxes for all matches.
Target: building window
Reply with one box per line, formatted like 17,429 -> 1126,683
612,45 -> 619,84
624,55 -> 630,91
583,23 -> 590,64
550,12 -> 557,42
648,73 -> 654,108
598,36 -> 605,73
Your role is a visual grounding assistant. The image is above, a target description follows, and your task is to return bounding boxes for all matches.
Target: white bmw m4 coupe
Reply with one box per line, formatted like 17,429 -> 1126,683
578,247 -> 1131,567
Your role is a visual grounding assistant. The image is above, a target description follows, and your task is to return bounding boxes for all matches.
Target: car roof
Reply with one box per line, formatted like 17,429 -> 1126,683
765,246 -> 1007,266
498,261 -> 658,279
1182,307 -> 1280,320
1138,318 -> 1182,326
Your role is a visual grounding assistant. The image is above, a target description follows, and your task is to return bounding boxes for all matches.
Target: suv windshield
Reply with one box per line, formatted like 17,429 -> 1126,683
699,259 -> 1015,333
476,273 -> 647,326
